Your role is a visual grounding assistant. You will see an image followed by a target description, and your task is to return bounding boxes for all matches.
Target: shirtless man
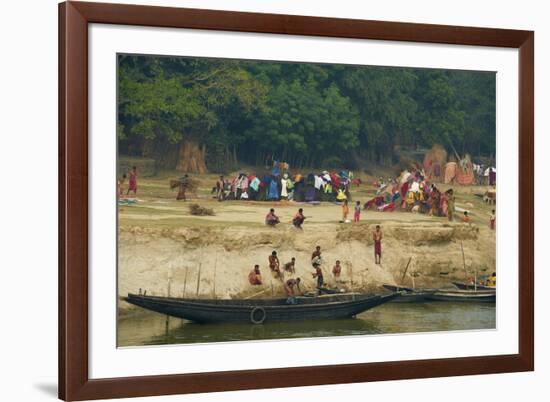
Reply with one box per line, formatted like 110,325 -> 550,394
373,225 -> 383,264
283,257 -> 296,274
248,265 -> 262,285
312,263 -> 324,289
265,208 -> 280,226
284,278 -> 302,304
292,208 -> 306,229
311,246 -> 322,267
268,251 -> 281,278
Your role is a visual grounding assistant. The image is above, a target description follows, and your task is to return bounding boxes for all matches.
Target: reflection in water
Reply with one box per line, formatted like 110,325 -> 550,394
117,302 -> 495,347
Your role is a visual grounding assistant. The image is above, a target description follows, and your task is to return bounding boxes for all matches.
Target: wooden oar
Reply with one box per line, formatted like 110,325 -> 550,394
182,266 -> 188,298
196,247 -> 203,297
460,241 -> 467,277
401,257 -> 413,283
244,288 -> 269,300
212,251 -> 218,298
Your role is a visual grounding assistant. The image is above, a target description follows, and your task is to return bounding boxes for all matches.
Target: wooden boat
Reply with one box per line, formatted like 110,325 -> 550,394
125,292 -> 399,324
452,281 -> 495,291
426,289 -> 496,302
382,284 -> 436,303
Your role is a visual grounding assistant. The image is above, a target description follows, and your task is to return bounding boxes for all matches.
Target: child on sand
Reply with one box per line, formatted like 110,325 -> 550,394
354,200 -> 361,222
490,209 -> 496,230
463,211 -> 470,223
341,200 -> 349,223
332,260 -> 342,278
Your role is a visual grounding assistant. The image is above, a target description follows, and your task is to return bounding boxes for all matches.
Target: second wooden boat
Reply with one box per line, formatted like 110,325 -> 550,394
426,289 -> 496,303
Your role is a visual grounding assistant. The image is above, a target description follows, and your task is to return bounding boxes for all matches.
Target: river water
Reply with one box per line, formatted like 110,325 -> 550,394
118,301 -> 495,347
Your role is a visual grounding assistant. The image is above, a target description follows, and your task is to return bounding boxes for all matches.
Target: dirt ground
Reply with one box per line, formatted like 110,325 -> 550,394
118,171 -> 496,313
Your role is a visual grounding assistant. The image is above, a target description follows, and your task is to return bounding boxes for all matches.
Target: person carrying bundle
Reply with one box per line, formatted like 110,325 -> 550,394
177,174 -> 189,201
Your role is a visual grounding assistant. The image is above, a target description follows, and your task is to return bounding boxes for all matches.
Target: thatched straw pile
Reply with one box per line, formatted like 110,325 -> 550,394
423,144 -> 448,167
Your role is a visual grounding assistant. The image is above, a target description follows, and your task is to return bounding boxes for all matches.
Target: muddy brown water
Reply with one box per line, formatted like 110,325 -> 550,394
117,301 -> 495,347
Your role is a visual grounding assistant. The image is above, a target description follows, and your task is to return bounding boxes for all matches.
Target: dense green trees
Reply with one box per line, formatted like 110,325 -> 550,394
117,55 -> 495,173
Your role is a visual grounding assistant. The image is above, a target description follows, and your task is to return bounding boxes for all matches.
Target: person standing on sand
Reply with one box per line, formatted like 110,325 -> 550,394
127,166 -> 137,196
373,225 -> 383,264
215,175 -> 225,201
248,265 -> 262,285
446,189 -> 455,221
341,200 -> 349,223
490,209 -> 496,230
353,200 -> 361,222
118,173 -> 126,198
268,251 -> 281,278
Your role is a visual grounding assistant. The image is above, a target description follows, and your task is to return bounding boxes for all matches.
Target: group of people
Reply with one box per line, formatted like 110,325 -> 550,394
248,227 -> 385,302
265,208 -> 307,229
212,162 -> 354,203
364,167 -> 496,227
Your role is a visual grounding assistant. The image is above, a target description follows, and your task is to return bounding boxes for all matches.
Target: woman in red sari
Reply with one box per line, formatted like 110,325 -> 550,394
127,166 -> 137,196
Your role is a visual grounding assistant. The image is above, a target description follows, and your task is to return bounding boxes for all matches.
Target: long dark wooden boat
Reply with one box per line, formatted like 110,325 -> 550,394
125,292 -> 399,324
382,284 -> 436,303
426,289 -> 496,303
452,281 -> 495,291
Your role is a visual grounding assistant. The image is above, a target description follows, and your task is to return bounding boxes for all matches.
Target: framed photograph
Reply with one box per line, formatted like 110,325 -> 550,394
59,1 -> 534,400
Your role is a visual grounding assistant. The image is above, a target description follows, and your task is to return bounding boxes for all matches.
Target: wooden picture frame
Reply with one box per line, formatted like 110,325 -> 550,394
59,1 -> 534,400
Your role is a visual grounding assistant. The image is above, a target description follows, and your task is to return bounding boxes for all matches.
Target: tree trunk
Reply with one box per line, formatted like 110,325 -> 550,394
176,140 -> 208,174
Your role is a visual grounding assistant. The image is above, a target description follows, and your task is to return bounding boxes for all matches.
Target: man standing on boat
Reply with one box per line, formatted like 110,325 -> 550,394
373,225 -> 383,264
312,262 -> 324,289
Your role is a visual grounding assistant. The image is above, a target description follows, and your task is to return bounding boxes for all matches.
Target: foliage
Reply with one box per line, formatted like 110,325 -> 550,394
117,54 -> 496,171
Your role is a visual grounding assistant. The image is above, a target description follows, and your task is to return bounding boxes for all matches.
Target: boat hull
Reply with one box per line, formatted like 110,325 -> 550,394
391,291 -> 435,303
125,293 -> 399,324
452,282 -> 496,291
382,284 -> 435,302
427,290 -> 496,303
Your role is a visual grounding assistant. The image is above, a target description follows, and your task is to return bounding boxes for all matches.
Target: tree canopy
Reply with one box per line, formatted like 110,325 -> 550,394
117,54 -> 495,172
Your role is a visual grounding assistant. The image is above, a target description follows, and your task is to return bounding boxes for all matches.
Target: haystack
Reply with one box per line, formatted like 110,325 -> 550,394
423,144 -> 447,180
189,203 -> 215,216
